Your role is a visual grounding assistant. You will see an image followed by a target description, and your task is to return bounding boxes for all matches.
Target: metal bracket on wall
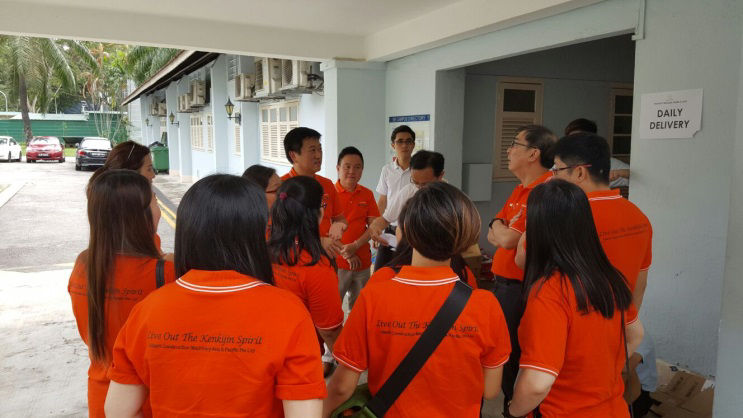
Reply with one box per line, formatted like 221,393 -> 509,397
632,0 -> 646,41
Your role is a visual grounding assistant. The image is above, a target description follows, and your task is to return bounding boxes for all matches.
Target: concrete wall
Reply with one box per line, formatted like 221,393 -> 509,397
165,84 -> 180,176
323,60 -> 386,187
463,35 -> 635,250
715,12 -> 743,414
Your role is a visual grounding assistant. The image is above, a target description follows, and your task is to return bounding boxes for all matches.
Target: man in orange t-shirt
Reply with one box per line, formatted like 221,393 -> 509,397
331,265 -> 511,417
107,269 -> 326,417
550,133 -> 652,309
486,124 -> 556,408
281,127 -> 347,256
334,146 -> 380,309
68,253 -> 176,417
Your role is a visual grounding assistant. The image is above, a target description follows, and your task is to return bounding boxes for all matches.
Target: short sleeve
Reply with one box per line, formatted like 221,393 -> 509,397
304,263 -> 344,330
376,165 -> 388,196
625,303 -> 639,325
641,225 -> 653,270
275,312 -> 328,400
107,309 -> 145,385
480,294 -> 511,368
508,204 -> 526,234
610,157 -> 630,170
333,293 -> 370,373
518,282 -> 569,377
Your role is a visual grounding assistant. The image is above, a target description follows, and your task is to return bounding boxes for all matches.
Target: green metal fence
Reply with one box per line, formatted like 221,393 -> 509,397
0,115 -> 128,145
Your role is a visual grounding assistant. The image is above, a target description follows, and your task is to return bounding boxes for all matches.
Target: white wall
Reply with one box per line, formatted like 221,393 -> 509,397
165,83 -> 180,176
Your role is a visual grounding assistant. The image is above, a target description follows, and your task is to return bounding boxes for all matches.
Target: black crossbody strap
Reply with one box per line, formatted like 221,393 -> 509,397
155,259 -> 165,288
366,280 -> 472,416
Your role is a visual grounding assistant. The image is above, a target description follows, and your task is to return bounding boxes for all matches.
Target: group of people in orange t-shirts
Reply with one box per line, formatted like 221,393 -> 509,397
68,121 -> 652,418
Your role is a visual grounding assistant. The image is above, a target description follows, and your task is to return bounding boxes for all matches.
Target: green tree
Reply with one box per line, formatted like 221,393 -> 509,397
125,46 -> 180,86
0,36 -> 96,140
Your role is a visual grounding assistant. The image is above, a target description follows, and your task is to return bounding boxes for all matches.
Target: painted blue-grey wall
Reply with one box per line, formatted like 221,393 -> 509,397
715,9 -> 743,415
165,83 -> 180,176
463,35 -> 635,251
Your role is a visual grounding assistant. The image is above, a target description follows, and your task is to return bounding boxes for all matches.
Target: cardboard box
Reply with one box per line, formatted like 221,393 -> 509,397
650,369 -> 714,417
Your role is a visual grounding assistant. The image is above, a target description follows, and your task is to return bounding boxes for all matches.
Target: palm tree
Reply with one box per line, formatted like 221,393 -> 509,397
0,36 -> 96,141
125,46 -> 180,86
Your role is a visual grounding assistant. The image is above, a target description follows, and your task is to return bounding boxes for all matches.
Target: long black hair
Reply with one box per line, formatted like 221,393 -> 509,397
268,176 -> 333,267
174,174 -> 273,284
523,179 -> 631,318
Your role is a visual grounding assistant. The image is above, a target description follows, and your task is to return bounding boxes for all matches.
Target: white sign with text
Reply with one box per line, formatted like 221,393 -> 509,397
639,89 -> 703,139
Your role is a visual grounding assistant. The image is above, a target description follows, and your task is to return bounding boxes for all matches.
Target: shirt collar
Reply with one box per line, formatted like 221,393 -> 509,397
586,189 -> 622,200
392,158 -> 410,172
176,269 -> 267,293
524,170 -> 554,190
335,180 -> 360,195
392,265 -> 460,286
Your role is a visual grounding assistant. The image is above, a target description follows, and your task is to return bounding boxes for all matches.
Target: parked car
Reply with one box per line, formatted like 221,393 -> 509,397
26,136 -> 65,163
0,136 -> 22,162
75,137 -> 112,171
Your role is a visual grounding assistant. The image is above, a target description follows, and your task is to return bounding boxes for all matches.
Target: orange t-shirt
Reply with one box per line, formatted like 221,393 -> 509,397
107,269 -> 327,417
281,168 -> 343,236
272,252 -> 344,331
333,266 -> 510,418
68,253 -> 176,418
369,265 -> 479,289
334,181 -> 380,271
491,171 -> 552,280
588,189 -> 652,291
518,273 -> 638,417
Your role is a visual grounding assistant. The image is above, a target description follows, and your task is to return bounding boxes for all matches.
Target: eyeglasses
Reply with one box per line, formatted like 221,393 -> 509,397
550,164 -> 592,173
394,139 -> 415,146
508,140 -> 536,150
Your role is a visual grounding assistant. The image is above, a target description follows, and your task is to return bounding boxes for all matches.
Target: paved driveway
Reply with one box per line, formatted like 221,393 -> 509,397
0,157 -> 175,417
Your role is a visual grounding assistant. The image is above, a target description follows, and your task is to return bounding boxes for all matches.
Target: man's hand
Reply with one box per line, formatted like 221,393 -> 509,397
368,219 -> 388,246
328,222 -> 347,241
321,237 -> 343,257
340,241 -> 360,259
610,169 -> 630,182
345,254 -> 361,270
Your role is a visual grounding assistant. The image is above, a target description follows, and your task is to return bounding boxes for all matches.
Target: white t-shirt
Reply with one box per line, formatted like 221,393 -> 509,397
376,159 -> 411,226
610,157 -> 630,188
382,183 -> 418,224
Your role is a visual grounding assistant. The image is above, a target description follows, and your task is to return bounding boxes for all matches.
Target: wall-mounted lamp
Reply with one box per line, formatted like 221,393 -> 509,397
225,98 -> 241,125
168,112 -> 179,127
144,118 -> 151,127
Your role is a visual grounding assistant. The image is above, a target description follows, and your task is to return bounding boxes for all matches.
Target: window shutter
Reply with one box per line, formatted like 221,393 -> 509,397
493,80 -> 543,180
206,114 -> 214,151
234,122 -> 241,154
258,101 -> 299,164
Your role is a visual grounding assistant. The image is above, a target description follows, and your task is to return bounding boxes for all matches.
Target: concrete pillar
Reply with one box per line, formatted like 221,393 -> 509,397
321,60 -> 386,186
210,55 -> 229,173
434,69 -> 465,188
165,83 -> 180,176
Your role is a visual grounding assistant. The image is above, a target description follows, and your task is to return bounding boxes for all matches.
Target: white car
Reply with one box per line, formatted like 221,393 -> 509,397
0,136 -> 22,162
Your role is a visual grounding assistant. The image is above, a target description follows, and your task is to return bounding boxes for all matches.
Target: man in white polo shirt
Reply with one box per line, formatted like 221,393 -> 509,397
373,125 -> 415,270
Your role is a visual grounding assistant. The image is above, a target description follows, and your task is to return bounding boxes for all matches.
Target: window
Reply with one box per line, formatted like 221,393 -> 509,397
205,113 -> 214,152
190,114 -> 204,150
260,100 -> 299,164
608,86 -> 633,163
234,121 -> 241,155
227,55 -> 238,81
493,78 -> 544,180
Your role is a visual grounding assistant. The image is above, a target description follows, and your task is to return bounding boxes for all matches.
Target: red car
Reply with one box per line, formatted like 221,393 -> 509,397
26,136 -> 65,163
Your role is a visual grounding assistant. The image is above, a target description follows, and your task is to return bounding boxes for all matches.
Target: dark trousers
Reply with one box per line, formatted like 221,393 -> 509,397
373,226 -> 397,271
493,275 -> 525,412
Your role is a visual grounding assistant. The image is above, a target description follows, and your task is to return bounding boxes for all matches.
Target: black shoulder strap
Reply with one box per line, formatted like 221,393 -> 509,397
366,280 -> 472,416
155,259 -> 165,288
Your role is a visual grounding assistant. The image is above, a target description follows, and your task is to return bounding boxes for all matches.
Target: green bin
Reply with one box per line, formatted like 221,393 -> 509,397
150,146 -> 169,174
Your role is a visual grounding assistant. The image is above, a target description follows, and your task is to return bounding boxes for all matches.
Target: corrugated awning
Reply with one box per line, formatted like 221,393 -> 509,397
122,50 -> 220,106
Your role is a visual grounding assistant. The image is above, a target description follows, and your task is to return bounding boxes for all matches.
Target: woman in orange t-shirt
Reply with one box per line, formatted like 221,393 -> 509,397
68,169 -> 175,417
324,182 -> 511,418
268,176 -> 344,357
104,174 -> 325,418
508,179 -> 644,418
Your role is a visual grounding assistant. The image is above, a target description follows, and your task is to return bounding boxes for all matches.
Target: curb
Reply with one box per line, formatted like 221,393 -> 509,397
0,182 -> 24,209
152,184 -> 179,219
